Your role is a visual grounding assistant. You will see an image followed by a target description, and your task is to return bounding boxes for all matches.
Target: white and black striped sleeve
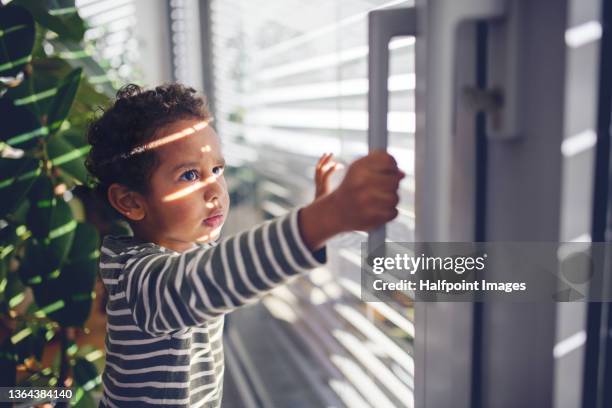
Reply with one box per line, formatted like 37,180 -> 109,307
117,207 -> 326,335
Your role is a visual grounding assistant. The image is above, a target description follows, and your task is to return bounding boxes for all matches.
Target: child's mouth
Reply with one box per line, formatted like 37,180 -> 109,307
203,214 -> 224,228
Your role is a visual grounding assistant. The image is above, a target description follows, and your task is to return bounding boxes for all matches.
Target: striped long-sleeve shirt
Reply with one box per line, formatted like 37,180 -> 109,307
98,208 -> 326,408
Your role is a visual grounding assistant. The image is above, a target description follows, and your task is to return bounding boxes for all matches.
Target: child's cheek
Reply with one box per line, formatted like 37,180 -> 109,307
170,199 -> 201,220
218,179 -> 230,210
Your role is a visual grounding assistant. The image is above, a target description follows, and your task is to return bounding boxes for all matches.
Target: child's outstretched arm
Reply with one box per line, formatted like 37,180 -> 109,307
105,208 -> 325,336
105,150 -> 403,335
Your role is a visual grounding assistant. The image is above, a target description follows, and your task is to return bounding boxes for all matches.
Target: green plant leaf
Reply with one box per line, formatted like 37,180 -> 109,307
4,269 -> 26,312
17,365 -> 58,387
21,222 -> 97,328
26,175 -> 55,239
47,131 -> 90,184
68,81 -> 110,129
70,386 -> 97,408
4,60 -> 63,119
22,182 -> 76,282
73,356 -> 101,392
38,192 -> 76,264
53,222 -> 99,327
0,218 -> 21,247
11,0 -> 85,42
0,4 -> 35,78
66,222 -> 99,264
0,157 -> 42,219
0,223 -> 22,308
5,58 -> 109,129
27,57 -> 110,128
31,22 -> 47,59
0,259 -> 7,310
8,198 -> 31,226
3,65 -> 87,148
75,344 -> 105,375
49,37 -> 117,96
12,318 -> 47,363
0,98 -> 47,150
47,67 -> 82,134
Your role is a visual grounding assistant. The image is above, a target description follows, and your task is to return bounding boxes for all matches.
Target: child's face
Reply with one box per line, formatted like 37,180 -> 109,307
137,118 -> 230,251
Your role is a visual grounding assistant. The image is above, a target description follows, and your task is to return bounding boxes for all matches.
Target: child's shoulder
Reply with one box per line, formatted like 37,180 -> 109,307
99,235 -> 165,265
100,235 -> 219,259
102,234 -> 158,252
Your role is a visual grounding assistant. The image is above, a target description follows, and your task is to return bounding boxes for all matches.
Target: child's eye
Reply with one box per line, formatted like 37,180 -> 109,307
179,169 -> 200,182
212,166 -> 224,176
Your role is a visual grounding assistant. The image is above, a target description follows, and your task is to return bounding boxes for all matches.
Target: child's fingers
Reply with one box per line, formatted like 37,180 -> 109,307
317,152 -> 330,163
316,154 -> 329,177
321,160 -> 343,173
321,162 -> 342,183
315,153 -> 333,179
316,154 -> 345,188
321,168 -> 334,184
315,153 -> 326,171
316,152 -> 334,172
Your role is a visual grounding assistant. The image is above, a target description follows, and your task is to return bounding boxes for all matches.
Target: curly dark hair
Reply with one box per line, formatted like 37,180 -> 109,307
85,83 -> 211,205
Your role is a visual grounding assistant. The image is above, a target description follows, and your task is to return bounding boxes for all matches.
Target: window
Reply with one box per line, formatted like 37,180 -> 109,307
75,0 -> 141,85
211,1 -> 415,406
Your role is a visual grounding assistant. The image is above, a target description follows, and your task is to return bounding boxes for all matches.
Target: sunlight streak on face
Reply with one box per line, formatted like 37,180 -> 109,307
145,121 -> 208,151
127,120 -> 210,157
161,173 -> 220,202
196,225 -> 222,243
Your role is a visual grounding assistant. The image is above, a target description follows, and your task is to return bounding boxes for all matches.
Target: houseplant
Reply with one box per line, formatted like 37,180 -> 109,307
0,1 -> 116,406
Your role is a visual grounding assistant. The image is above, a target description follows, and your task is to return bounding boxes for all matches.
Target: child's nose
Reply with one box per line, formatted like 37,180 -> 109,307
203,175 -> 223,203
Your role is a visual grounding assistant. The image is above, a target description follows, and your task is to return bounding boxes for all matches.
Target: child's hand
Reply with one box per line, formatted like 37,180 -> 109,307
315,153 -> 343,199
299,150 -> 405,250
330,150 -> 405,232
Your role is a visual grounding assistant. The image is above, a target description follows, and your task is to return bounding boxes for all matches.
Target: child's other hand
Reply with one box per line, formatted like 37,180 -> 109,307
315,153 -> 343,199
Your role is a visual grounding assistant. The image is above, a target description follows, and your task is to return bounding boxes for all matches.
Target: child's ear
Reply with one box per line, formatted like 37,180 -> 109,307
107,183 -> 146,221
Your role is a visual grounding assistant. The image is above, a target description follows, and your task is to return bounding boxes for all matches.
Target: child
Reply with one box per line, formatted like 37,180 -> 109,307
86,83 -> 404,408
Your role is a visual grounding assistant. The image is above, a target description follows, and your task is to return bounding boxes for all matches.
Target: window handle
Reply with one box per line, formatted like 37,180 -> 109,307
367,7 -> 417,255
